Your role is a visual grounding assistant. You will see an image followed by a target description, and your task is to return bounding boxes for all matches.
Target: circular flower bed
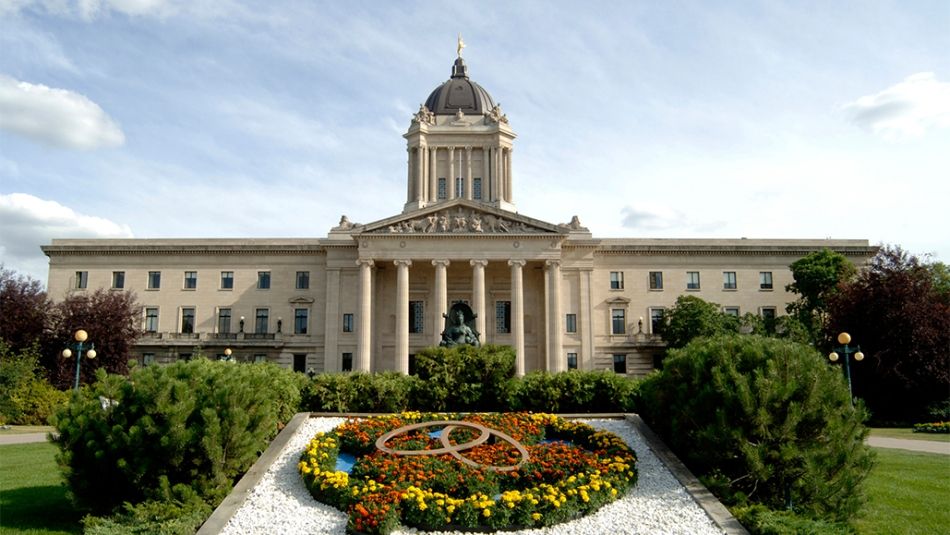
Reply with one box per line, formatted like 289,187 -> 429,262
298,412 -> 638,534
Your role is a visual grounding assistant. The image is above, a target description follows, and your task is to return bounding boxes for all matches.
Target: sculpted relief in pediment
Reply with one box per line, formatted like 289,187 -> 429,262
369,207 -> 551,235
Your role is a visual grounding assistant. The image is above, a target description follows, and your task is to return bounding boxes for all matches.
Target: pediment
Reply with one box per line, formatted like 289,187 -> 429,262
358,200 -> 564,236
289,296 -> 315,305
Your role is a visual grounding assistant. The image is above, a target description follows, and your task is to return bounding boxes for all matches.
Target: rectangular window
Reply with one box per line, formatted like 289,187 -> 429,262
610,271 -> 624,290
75,271 -> 88,289
650,308 -> 665,333
342,313 -> 354,333
565,313 -> 577,333
294,308 -> 308,335
218,308 -> 231,333
611,309 -> 626,335
257,271 -> 271,289
495,301 -> 511,334
723,271 -> 737,290
761,307 -> 777,321
145,307 -> 159,332
455,176 -> 463,198
148,271 -> 161,290
686,271 -> 700,290
613,354 -> 627,374
409,301 -> 424,333
473,177 -> 482,200
296,271 -> 310,290
723,306 -> 740,316
293,354 -> 306,373
760,271 -> 773,290
143,353 -> 155,366
341,352 -> 353,372
112,271 -> 125,289
184,271 -> 197,289
254,354 -> 266,363
438,177 -> 447,200
181,307 -> 195,334
255,308 -> 269,333
220,271 -> 234,290
567,352 -> 578,370
649,271 -> 664,290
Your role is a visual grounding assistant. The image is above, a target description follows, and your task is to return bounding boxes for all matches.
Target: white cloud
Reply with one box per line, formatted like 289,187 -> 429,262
843,72 -> 950,139
0,75 -> 125,150
620,203 -> 690,231
0,193 -> 134,284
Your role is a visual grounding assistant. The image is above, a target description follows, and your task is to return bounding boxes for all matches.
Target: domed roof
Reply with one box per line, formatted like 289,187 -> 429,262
424,57 -> 496,116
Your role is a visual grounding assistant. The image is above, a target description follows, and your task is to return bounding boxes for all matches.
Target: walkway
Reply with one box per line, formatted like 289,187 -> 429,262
0,432 -> 53,445
867,436 -> 950,455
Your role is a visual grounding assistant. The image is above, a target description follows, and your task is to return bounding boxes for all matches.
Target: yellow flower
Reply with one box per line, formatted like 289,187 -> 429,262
531,512 -> 542,521
483,508 -> 492,517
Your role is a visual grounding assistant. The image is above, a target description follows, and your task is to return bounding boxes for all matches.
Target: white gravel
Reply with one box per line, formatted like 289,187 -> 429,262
220,418 -> 724,535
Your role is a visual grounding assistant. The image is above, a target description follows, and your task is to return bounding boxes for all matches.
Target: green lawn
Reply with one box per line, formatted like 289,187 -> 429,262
870,427 -> 950,442
0,443 -> 82,535
855,448 -> 950,535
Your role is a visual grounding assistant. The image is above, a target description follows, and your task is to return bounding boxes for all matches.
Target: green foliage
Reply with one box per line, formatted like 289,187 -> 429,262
0,342 -> 68,425
411,344 -> 515,411
732,505 -> 854,535
658,295 -> 739,349
786,248 -> 857,345
0,266 -> 51,354
51,359 -> 302,513
505,370 -> 638,413
640,335 -> 874,521
81,482 -> 211,535
301,372 -> 418,413
912,422 -> 949,433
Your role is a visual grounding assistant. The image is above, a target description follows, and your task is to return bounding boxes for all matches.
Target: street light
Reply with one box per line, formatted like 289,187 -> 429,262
828,332 -> 864,405
222,347 -> 235,362
62,329 -> 96,391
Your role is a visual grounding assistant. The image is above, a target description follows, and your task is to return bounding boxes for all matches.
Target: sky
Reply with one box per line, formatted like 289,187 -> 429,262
1,0 -> 949,286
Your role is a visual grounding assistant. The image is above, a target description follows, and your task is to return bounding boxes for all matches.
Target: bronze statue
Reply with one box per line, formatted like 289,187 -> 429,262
440,302 -> 480,347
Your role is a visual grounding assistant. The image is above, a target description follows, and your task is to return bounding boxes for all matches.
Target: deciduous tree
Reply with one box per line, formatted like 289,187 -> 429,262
785,249 -> 858,345
658,295 -> 739,349
0,266 -> 51,353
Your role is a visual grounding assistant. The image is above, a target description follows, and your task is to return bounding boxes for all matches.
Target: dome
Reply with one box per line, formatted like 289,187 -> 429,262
424,57 -> 496,115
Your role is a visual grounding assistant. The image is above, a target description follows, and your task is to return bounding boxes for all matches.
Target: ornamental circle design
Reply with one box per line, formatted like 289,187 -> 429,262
513,240 -> 520,248
399,240 -> 407,248
375,420 -> 530,472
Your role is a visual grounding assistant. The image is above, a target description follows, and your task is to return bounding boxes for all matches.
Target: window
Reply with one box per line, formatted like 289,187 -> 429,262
611,308 -> 626,335
473,177 -> 482,200
220,271 -> 234,290
296,271 -> 310,289
342,313 -> 354,333
723,271 -> 737,290
181,307 -> 195,334
409,301 -> 424,333
143,353 -> 155,366
455,176 -> 463,198
254,354 -> 266,363
294,308 -> 308,335
686,271 -> 700,290
148,271 -> 161,289
495,301 -> 511,334
438,177 -> 447,200
565,313 -> 577,333
179,353 -> 192,362
255,308 -> 269,333
649,271 -> 663,290
341,352 -> 353,372
613,354 -> 627,374
184,271 -> 197,289
761,307 -> 777,334
218,308 -> 231,333
609,271 -> 624,290
567,352 -> 578,370
760,271 -> 773,290
145,307 -> 159,332
75,271 -> 88,289
257,271 -> 271,289
650,308 -> 665,333
112,271 -> 125,289
293,354 -> 306,373
723,307 -> 740,316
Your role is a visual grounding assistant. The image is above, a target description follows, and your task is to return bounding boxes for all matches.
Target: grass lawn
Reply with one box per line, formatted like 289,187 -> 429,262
870,427 -> 950,443
0,426 -> 55,436
0,442 -> 82,535
855,448 -> 950,535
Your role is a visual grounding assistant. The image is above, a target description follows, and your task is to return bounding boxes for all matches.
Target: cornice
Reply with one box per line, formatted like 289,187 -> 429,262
42,243 -> 327,257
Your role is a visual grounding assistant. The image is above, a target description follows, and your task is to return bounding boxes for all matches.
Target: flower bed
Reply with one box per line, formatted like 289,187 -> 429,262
298,412 -> 638,534
913,421 -> 950,434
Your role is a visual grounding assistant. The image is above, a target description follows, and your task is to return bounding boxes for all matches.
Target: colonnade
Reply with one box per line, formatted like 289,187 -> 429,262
406,145 -> 513,206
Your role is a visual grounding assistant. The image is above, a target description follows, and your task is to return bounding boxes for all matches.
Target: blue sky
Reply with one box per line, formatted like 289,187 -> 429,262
2,1 -> 949,285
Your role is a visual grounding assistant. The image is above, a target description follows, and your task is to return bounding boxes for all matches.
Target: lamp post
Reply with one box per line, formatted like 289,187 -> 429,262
222,347 -> 234,362
828,332 -> 864,405
62,329 -> 96,391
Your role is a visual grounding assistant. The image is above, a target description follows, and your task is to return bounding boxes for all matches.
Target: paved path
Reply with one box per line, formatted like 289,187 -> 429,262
867,436 -> 950,455
0,432 -> 53,445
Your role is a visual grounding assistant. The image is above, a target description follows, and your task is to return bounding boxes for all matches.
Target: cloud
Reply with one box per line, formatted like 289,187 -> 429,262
843,72 -> 950,139
0,193 -> 133,283
0,75 -> 125,150
620,203 -> 687,231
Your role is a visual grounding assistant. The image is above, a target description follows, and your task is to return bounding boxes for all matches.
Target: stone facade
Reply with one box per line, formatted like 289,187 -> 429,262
42,54 -> 875,377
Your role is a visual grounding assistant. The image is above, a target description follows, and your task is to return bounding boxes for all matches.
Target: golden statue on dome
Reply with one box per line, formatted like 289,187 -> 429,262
457,33 -> 466,58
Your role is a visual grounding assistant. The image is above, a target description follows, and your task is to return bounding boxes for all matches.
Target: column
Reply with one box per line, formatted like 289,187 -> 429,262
429,147 -> 438,202
482,146 -> 491,201
448,146 -> 456,200
506,147 -> 514,203
470,260 -> 487,341
394,260 -> 412,374
432,259 -> 450,346
415,147 -> 424,202
509,259 -> 526,376
357,259 -> 374,372
579,268 -> 594,370
495,146 -> 503,202
546,260 -> 563,372
324,268 -> 341,371
406,147 -> 413,203
465,146 -> 473,200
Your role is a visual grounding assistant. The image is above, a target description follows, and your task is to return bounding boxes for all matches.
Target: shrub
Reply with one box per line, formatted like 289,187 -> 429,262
411,345 -> 515,411
0,342 -> 68,425
732,504 -> 853,535
52,359 -> 303,513
506,370 -> 638,413
82,481 -> 211,535
913,422 -> 950,434
639,335 -> 874,521
301,372 -> 417,413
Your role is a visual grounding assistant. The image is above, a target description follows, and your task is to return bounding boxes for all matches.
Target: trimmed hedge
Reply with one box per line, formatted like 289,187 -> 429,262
506,370 -> 638,413
301,372 -> 418,413
412,344 -> 515,411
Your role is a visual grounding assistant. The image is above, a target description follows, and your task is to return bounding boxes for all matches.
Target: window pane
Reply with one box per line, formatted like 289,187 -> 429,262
221,271 -> 234,289
184,271 -> 197,289
565,313 -> 577,333
409,301 -> 424,333
145,308 -> 159,332
218,308 -> 231,333
438,177 -> 446,200
255,308 -> 268,333
148,271 -> 161,289
341,352 -> 353,372
296,271 -> 310,289
181,308 -> 195,334
567,352 -> 578,370
687,271 -> 700,290
610,271 -> 624,290
723,271 -> 737,289
75,271 -> 88,289
724,307 -> 740,316
495,301 -> 511,333
257,271 -> 271,289
112,271 -> 125,289
613,354 -> 627,374
649,271 -> 663,290
611,309 -> 625,334
294,308 -> 308,334
473,177 -> 482,200
760,271 -> 773,289
343,313 -> 354,332
650,308 -> 664,333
